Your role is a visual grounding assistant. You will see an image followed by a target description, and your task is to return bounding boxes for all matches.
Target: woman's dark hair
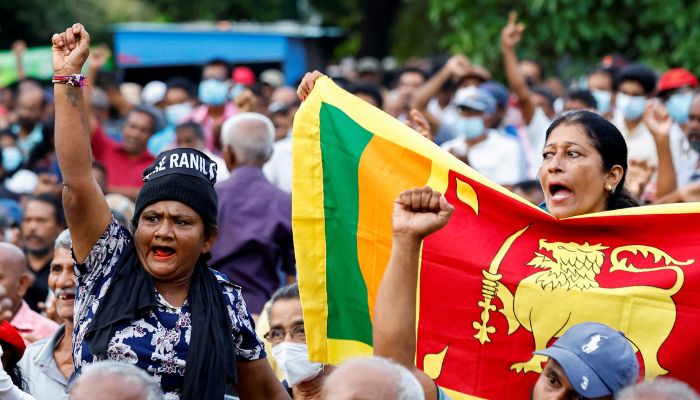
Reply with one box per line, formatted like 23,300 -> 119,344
545,110 -> 640,211
0,341 -> 27,391
267,283 -> 300,320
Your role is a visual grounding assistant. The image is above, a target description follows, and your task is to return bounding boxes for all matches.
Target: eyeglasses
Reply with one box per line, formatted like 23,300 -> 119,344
264,324 -> 306,344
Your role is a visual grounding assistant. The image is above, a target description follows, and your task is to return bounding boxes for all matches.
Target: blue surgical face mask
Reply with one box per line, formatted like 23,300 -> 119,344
616,92 -> 646,121
456,116 -> 485,140
591,90 -> 612,114
2,146 -> 22,172
666,92 -> 693,124
198,79 -> 229,106
165,102 -> 193,126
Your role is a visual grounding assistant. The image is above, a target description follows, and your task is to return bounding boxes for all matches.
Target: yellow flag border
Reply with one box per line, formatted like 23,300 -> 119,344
292,78 -> 329,361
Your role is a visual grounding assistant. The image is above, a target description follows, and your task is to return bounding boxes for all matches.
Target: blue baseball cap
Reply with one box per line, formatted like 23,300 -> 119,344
534,322 -> 639,398
480,81 -> 509,108
454,87 -> 497,116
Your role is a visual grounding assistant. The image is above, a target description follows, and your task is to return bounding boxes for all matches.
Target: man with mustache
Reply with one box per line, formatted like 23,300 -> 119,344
19,229 -> 74,399
21,194 -> 66,313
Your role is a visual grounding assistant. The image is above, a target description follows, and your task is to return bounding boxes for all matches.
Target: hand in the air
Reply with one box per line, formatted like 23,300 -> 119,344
643,101 -> 673,139
297,70 -> 324,101
11,41 -> 26,56
445,55 -> 471,78
51,23 -> 90,75
392,186 -> 454,240
88,44 -> 111,71
407,109 -> 433,141
500,11 -> 525,50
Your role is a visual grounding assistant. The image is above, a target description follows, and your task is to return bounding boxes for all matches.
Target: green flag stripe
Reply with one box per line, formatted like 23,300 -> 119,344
319,102 -> 374,345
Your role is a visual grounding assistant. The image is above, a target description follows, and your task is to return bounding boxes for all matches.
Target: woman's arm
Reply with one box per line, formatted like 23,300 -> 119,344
373,187 -> 454,400
235,359 -> 290,400
52,24 -> 112,262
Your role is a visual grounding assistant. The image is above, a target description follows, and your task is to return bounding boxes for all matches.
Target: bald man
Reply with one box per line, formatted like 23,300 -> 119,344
321,357 -> 424,400
71,360 -> 163,400
209,113 -> 295,318
0,243 -> 58,343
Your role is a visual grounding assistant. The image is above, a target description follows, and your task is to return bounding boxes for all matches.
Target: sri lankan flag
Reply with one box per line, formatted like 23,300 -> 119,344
292,77 -> 700,399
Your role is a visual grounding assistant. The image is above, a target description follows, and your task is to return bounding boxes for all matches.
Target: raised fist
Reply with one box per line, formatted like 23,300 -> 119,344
297,70 -> 324,101
445,55 -> 471,78
392,186 -> 454,240
51,23 -> 90,76
643,101 -> 672,139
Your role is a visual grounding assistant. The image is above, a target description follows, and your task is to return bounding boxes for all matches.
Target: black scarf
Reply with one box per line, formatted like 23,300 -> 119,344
84,242 -> 237,399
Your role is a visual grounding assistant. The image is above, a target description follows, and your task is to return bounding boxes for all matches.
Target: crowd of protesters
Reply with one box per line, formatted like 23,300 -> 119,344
0,12 -> 696,400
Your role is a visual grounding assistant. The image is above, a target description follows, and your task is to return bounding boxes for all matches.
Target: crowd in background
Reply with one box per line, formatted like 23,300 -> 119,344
0,12 -> 698,400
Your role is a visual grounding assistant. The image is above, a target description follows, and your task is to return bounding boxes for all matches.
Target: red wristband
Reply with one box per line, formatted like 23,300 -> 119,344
52,74 -> 88,87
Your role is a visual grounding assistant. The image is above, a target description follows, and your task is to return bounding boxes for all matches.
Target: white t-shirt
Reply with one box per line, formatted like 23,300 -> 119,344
441,129 -> 524,185
203,149 -> 230,182
524,107 -> 552,179
263,135 -> 293,193
612,114 -> 658,167
669,123 -> 700,187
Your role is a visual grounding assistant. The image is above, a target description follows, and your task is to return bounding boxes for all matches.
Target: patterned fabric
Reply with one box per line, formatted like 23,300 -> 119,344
72,218 -> 265,399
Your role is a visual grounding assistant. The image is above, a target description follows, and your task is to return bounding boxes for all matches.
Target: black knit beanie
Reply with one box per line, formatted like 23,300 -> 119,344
132,148 -> 218,228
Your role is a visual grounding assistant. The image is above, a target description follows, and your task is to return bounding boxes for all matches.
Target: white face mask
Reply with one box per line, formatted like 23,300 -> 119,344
271,342 -> 323,386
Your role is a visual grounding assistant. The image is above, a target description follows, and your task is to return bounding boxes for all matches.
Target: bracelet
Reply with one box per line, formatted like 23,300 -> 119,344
52,74 -> 88,87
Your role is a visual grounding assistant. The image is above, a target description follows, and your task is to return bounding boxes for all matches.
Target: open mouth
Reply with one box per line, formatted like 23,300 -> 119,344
56,290 -> 75,302
548,183 -> 573,201
152,246 -> 176,259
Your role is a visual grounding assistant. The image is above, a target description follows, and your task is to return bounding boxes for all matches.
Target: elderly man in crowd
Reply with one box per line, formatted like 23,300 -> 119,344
19,229 -> 74,399
0,243 -> 57,343
321,357 -> 423,400
70,360 -> 164,400
617,378 -> 699,400
210,113 -> 295,318
21,194 -> 65,312
264,283 -> 334,398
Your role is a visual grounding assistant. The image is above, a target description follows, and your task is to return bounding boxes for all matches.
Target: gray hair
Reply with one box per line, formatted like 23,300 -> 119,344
330,357 -> 424,400
267,283 -> 300,321
78,361 -> 163,400
54,229 -> 72,251
616,378 -> 699,400
221,112 -> 275,165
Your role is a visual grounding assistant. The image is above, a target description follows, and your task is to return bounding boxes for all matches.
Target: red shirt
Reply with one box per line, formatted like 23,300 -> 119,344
91,126 -> 155,188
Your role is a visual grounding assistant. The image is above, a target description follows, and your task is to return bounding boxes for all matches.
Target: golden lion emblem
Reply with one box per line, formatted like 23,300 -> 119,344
472,227 -> 693,379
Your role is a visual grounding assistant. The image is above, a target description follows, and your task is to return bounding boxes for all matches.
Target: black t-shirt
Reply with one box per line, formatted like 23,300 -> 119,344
24,259 -> 51,312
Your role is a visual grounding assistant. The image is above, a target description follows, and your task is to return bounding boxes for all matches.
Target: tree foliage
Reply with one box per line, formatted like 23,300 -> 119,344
426,0 -> 700,79
0,0 -> 158,48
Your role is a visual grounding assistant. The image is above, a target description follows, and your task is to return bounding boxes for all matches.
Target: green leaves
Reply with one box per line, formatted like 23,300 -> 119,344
423,0 -> 700,80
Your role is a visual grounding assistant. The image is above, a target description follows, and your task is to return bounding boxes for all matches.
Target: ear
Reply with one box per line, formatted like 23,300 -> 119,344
222,146 -> 235,171
264,146 -> 274,164
607,164 -> 625,191
17,272 -> 33,298
202,226 -> 218,254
